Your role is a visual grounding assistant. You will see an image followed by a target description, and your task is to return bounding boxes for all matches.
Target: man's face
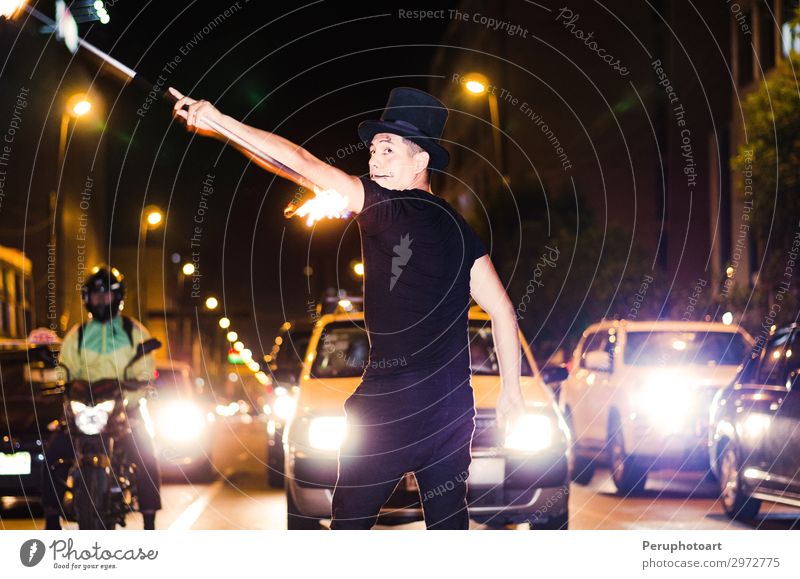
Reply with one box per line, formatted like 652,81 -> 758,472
369,133 -> 428,190
89,291 -> 112,307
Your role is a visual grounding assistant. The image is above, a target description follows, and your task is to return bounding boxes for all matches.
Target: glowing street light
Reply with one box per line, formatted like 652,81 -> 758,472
465,79 -> 487,94
142,206 -> 162,227
462,72 -> 505,183
219,317 -> 231,329
146,211 -> 162,226
233,341 -> 244,352
144,206 -> 163,228
182,263 -> 195,276
226,331 -> 238,342
71,98 -> 91,117
353,261 -> 364,277
205,296 -> 219,310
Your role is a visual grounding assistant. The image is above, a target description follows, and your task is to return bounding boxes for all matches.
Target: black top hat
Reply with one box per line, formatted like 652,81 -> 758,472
358,87 -> 450,171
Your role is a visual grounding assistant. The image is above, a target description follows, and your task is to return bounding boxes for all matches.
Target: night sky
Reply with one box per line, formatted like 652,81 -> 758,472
3,0 -> 460,340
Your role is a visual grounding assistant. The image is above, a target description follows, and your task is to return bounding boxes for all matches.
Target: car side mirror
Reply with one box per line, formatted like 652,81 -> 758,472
29,344 -> 59,367
541,365 -> 569,384
584,351 -> 612,372
788,370 -> 799,393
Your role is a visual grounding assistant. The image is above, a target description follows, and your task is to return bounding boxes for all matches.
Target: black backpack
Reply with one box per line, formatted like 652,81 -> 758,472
77,316 -> 135,353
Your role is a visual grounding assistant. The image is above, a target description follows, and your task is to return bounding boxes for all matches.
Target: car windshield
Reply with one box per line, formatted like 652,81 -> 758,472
310,321 -> 535,378
155,368 -> 193,399
469,322 -> 534,376
623,331 -> 749,367
310,323 -> 370,379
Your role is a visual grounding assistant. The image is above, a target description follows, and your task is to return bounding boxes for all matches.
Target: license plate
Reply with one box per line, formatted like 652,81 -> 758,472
469,458 -> 504,485
0,452 -> 31,475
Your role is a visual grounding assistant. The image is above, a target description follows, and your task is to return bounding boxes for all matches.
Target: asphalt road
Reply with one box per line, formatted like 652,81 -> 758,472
2,417 -> 799,530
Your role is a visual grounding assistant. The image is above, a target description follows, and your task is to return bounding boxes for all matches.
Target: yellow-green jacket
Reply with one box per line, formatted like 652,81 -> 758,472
60,315 -> 155,383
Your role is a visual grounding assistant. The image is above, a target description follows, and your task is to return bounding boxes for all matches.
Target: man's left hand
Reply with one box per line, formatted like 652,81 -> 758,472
497,388 -> 526,433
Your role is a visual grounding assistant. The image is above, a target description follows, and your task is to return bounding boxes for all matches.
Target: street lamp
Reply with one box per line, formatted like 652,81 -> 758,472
145,208 -> 163,227
138,204 -> 163,323
53,92 -> 93,331
462,73 -> 506,183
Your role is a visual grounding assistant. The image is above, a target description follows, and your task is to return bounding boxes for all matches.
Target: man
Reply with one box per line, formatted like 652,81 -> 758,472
171,86 -> 526,529
41,266 -> 161,530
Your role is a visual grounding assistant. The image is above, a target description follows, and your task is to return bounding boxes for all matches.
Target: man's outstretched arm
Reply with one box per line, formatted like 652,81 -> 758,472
469,255 -> 526,424
169,87 -> 364,213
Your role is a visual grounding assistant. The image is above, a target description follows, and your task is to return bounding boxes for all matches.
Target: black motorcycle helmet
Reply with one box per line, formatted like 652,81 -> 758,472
81,266 -> 125,322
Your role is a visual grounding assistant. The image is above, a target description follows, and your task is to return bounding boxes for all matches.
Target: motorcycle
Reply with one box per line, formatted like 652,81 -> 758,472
56,338 -> 161,530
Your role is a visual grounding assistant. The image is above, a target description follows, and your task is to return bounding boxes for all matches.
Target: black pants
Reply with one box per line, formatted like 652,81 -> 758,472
41,421 -> 161,515
331,376 -> 475,530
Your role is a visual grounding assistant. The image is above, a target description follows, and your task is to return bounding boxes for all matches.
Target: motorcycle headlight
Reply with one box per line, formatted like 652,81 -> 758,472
157,402 -> 206,443
504,414 -> 554,452
70,400 -> 114,435
308,416 -> 347,451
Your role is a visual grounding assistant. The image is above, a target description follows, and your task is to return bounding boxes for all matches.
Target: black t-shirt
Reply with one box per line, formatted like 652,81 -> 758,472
355,176 -> 487,387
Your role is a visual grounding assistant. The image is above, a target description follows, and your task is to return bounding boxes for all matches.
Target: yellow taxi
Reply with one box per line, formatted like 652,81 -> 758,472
283,307 -> 572,529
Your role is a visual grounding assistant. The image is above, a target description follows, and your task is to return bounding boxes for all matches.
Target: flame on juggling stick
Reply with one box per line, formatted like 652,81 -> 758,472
1,1 -> 351,229
0,0 -> 27,19
284,188 -> 350,227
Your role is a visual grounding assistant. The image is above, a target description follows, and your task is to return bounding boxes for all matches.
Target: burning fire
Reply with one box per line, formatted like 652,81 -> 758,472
287,188 -> 349,227
0,0 -> 26,19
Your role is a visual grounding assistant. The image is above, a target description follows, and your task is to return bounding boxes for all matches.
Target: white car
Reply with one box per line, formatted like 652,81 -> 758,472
559,320 -> 753,494
149,361 -> 216,480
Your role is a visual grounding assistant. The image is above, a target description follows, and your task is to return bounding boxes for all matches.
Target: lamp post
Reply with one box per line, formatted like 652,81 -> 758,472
137,204 -> 163,324
462,73 -> 507,184
53,93 -> 92,332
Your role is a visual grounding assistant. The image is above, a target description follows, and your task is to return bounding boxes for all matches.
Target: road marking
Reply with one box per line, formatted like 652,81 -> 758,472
168,478 -> 226,530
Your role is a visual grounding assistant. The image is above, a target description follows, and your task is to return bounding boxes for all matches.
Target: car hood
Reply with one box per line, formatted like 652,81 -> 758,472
297,374 -> 554,416
619,364 -> 741,389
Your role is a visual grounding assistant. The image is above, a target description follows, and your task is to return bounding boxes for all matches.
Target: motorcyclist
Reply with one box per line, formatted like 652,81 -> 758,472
41,266 -> 161,530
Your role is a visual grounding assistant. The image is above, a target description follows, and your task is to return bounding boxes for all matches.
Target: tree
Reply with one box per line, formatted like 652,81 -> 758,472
730,33 -> 800,325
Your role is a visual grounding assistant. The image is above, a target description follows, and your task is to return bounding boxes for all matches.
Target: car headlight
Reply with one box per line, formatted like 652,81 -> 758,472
273,394 -> 297,422
70,400 -> 115,435
743,414 -> 771,439
308,416 -> 347,451
637,375 -> 694,433
157,402 -> 206,443
504,414 -> 554,452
